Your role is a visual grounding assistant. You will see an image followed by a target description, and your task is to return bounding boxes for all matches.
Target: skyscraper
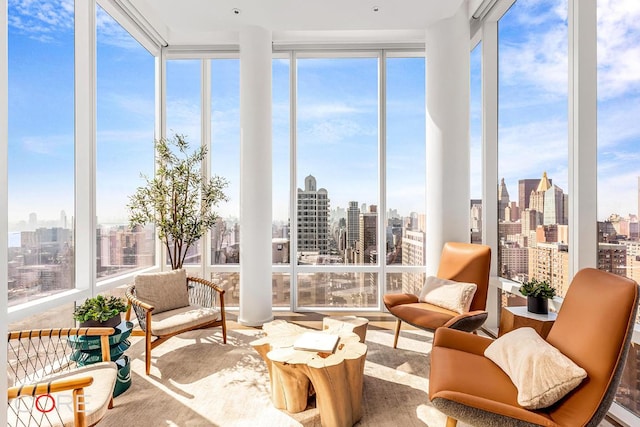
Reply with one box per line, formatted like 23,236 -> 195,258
498,178 -> 510,221
297,175 -> 330,254
358,205 -> 377,264
519,178 -> 542,211
543,184 -> 566,225
347,201 -> 360,249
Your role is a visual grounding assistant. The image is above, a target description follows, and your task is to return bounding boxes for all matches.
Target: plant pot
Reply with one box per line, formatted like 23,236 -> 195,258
79,314 -> 122,329
527,296 -> 548,315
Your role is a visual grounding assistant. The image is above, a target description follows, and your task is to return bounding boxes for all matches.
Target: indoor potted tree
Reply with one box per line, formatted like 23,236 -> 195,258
73,295 -> 129,328
128,133 -> 229,269
519,278 -> 556,314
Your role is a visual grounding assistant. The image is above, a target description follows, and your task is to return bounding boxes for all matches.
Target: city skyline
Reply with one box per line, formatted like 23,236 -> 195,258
6,1 -> 640,226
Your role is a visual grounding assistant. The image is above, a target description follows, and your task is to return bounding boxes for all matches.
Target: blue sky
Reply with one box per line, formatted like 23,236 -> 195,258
6,0 -> 640,230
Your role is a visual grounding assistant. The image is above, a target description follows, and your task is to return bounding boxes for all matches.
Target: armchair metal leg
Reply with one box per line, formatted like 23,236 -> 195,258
446,416 -> 458,427
393,319 -> 402,349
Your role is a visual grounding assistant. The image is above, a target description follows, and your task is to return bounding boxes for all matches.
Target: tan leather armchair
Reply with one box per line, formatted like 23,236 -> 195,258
429,268 -> 639,427
383,242 -> 491,348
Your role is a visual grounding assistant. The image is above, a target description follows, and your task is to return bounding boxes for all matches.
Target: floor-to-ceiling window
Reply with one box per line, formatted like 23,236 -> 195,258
596,0 -> 640,416
7,0 -> 75,306
165,59 -> 202,266
96,5 -> 155,280
209,58 -> 241,305
470,41 -> 483,245
272,55 -> 292,307
385,54 -> 427,297
295,55 -> 379,308
497,0 -> 570,304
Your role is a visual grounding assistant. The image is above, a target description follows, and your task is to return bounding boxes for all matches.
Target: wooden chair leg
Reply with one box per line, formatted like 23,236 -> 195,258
145,312 -> 152,375
222,321 -> 227,344
446,416 -> 458,427
393,319 -> 402,349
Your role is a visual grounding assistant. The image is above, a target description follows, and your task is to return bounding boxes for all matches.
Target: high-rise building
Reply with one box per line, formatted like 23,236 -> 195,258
528,242 -> 570,297
543,184 -> 566,225
297,175 -> 330,254
498,241 -> 528,281
498,178 -> 510,221
401,229 -> 426,294
597,243 -> 627,277
347,201 -> 360,249
519,178 -> 545,211
358,205 -> 377,264
529,171 -> 552,219
470,199 -> 483,244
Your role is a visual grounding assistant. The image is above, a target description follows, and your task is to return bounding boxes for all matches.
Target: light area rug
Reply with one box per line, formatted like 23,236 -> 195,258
100,326 -> 458,427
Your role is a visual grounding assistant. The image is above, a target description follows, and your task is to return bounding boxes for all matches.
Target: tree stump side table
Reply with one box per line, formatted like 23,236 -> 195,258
251,319 -> 368,427
499,306 -> 557,339
322,316 -> 368,343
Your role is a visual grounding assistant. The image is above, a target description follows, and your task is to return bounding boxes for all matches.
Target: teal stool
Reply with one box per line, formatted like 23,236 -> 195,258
69,321 -> 133,397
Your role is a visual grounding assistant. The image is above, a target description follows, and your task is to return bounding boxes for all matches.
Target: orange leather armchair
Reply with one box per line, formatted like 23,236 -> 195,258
383,242 -> 491,348
429,268 -> 639,427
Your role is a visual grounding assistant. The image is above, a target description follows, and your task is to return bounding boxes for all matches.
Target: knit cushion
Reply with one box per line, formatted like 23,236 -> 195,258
418,276 -> 477,314
134,269 -> 190,314
484,327 -> 587,409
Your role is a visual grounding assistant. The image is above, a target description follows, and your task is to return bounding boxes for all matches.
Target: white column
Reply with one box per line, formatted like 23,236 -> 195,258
75,0 -> 96,294
238,26 -> 273,326
425,5 -> 471,275
568,0 -> 597,275
1,0 -> 9,423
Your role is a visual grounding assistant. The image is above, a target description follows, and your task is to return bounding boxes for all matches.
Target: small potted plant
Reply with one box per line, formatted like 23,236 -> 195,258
519,278 -> 556,314
73,295 -> 129,328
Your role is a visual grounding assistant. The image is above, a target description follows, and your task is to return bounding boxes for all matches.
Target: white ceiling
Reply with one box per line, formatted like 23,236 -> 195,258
128,0 -> 469,46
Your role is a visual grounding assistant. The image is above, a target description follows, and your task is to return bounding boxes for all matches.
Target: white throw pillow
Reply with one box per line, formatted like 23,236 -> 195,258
484,327 -> 587,409
418,276 -> 477,314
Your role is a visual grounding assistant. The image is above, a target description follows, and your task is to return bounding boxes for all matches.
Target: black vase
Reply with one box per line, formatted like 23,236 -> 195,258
527,296 -> 548,315
79,314 -> 122,329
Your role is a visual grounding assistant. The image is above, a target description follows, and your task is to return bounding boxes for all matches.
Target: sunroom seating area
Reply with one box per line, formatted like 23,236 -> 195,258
4,0 -> 640,426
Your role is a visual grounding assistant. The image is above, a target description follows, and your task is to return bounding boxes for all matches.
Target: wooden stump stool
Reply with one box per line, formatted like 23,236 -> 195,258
251,320 -> 367,427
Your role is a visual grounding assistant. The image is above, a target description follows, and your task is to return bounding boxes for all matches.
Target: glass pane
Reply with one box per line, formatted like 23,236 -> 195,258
210,59 -> 240,265
297,272 -> 378,308
96,6 -> 155,279
498,0 -> 569,296
273,58 -> 291,265
272,273 -> 291,307
385,57 -> 426,266
211,272 -> 240,307
8,0 -> 75,306
385,272 -> 425,297
470,42 -> 483,244
596,0 -> 640,416
166,60 -> 202,265
296,57 -> 379,266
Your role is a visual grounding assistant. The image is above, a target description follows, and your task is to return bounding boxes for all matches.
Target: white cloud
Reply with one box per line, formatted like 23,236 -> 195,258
597,0 -> 640,99
22,134 -> 73,156
297,102 -> 365,120
8,0 -> 74,41
96,6 -> 145,51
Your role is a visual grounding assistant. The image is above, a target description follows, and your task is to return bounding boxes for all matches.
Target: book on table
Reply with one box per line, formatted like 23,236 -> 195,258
293,332 -> 340,353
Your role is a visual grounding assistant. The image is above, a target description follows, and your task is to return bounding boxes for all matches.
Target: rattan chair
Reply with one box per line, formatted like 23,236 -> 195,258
7,327 -> 118,427
125,269 -> 227,375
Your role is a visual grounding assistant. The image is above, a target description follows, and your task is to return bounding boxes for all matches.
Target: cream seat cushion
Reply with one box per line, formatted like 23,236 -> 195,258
7,361 -> 117,427
484,327 -> 587,409
418,276 -> 477,314
134,269 -> 190,314
150,305 -> 222,336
